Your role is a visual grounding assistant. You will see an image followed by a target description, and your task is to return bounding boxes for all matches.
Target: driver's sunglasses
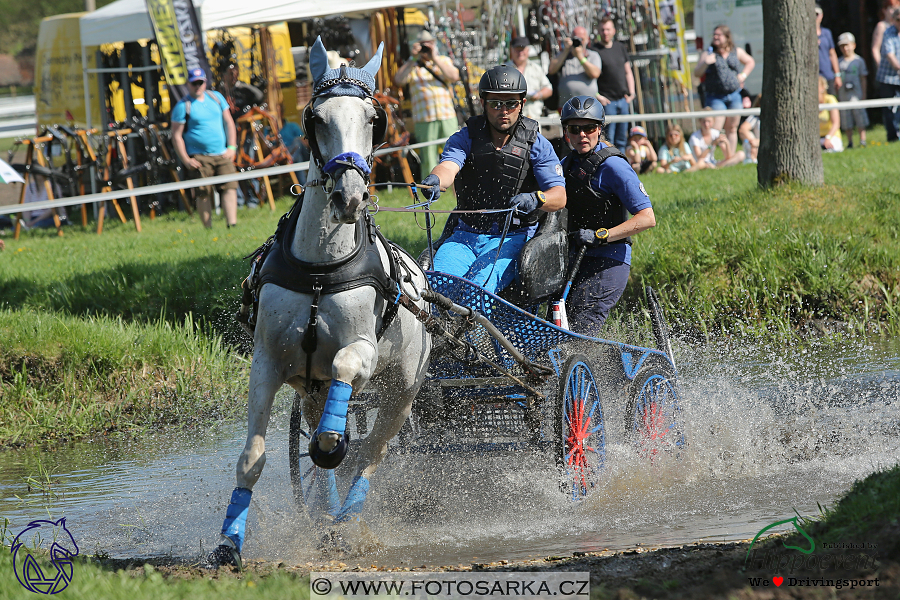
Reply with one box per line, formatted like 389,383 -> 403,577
486,99 -> 522,110
565,123 -> 600,135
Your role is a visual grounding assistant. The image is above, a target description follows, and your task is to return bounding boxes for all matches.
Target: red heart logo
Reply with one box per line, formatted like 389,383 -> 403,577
773,577 -> 783,587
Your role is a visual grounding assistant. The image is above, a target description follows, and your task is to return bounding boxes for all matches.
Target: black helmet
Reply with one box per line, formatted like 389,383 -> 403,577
560,95 -> 606,125
478,64 -> 528,97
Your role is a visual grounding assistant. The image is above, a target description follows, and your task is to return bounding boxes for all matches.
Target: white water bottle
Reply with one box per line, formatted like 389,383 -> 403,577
551,300 -> 569,330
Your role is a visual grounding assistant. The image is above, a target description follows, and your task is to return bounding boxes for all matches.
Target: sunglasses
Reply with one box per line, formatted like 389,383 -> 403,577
565,123 -> 600,135
189,80 -> 205,86
486,99 -> 522,110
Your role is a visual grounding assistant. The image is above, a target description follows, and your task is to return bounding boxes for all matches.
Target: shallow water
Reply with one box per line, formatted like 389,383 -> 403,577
1,336 -> 899,568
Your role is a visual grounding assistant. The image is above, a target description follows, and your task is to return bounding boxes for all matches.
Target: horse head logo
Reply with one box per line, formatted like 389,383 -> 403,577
744,515 -> 815,567
11,517 -> 80,594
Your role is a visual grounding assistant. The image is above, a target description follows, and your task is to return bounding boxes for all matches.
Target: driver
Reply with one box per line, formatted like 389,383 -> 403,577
421,64 -> 566,294
559,95 -> 656,333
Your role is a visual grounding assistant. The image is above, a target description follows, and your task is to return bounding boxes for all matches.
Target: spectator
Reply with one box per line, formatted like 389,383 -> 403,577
419,65 -> 566,294
837,33 -> 869,148
624,126 -> 658,174
739,94 -> 762,163
218,63 -> 265,118
548,26 -> 602,107
876,7 -> 900,142
689,108 -> 745,168
279,120 -> 310,185
593,17 -> 636,153
656,124 -> 698,173
0,238 -> 4,251
816,4 -> 842,94
171,68 -> 239,228
393,30 -> 460,177
693,25 -> 755,155
872,0 -> 900,68
505,36 -> 553,119
818,76 -> 843,152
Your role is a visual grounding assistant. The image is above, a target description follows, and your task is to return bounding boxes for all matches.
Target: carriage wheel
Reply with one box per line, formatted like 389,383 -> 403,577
625,359 -> 685,461
555,354 -> 606,500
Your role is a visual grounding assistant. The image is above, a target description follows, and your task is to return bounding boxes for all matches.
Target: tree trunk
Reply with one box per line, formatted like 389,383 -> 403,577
758,0 -> 823,187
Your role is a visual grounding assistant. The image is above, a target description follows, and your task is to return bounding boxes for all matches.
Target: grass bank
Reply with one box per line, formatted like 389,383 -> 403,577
0,308 -> 247,447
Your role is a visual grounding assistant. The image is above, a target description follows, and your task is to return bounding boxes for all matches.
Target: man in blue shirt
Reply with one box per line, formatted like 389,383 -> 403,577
421,65 -> 566,294
171,68 -> 239,228
816,4 -> 842,95
559,96 -> 656,332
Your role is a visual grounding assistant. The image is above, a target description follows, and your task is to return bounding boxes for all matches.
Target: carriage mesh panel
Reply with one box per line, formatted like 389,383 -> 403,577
426,271 -> 584,374
450,402 -> 530,439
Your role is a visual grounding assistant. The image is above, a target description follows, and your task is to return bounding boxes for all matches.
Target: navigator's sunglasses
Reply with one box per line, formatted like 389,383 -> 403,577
565,123 -> 600,135
485,99 -> 523,110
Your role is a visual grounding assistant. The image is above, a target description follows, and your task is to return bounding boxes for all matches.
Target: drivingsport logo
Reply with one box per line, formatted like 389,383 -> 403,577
11,518 -> 80,594
310,572 -> 591,599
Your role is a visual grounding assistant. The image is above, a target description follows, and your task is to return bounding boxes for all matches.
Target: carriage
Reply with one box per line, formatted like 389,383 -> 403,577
288,267 -> 684,505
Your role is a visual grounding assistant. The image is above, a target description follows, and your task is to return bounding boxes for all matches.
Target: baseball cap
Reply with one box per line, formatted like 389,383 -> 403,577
629,125 -> 647,138
511,36 -> 530,48
416,30 -> 435,43
188,68 -> 206,83
837,32 -> 855,46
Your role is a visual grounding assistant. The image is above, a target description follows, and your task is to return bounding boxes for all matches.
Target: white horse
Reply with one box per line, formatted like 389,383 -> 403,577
206,38 -> 431,568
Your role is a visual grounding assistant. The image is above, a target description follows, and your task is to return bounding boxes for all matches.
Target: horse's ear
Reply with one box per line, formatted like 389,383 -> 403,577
309,36 -> 329,83
361,42 -> 384,78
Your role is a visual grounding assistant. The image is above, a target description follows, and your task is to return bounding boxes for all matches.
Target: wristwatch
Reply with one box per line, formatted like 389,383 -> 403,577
536,190 -> 547,206
595,228 -> 609,245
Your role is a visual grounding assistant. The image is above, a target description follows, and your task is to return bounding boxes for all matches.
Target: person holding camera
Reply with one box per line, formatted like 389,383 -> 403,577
394,30 -> 460,177
548,26 -> 602,107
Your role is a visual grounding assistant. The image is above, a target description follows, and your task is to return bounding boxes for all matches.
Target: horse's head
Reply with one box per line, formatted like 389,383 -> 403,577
304,38 -> 386,225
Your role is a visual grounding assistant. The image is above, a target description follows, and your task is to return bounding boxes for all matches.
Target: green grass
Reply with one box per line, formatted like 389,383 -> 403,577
0,308 -> 248,447
0,545 -> 312,599
619,139 -> 900,338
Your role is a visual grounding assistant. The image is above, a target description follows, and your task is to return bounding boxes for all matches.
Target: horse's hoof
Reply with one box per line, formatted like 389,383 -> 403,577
318,530 -> 352,555
201,544 -> 243,571
309,429 -> 351,469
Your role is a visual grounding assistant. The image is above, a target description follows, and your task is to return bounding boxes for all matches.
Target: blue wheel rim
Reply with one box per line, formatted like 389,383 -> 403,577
561,360 -> 606,500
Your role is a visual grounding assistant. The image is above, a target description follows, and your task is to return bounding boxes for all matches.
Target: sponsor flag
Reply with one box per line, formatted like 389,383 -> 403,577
146,0 -> 213,102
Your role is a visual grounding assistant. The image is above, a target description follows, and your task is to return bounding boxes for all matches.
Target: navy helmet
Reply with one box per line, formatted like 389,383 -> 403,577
478,64 -> 528,97
560,95 -> 606,126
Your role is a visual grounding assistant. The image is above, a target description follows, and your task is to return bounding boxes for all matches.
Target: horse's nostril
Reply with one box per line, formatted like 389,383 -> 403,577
362,191 -> 370,204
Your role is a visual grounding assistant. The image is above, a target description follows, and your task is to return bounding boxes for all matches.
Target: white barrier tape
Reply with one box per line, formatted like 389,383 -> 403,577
3,96 -> 900,218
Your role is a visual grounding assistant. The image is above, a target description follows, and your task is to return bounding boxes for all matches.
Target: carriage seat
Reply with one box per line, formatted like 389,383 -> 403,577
417,208 -> 569,307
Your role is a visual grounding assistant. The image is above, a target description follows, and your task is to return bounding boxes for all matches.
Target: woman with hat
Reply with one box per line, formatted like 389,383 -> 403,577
624,125 -> 658,174
558,95 -> 656,332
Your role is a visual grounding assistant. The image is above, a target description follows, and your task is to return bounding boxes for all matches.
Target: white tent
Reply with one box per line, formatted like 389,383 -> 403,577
79,0 -> 428,47
78,0 -> 430,126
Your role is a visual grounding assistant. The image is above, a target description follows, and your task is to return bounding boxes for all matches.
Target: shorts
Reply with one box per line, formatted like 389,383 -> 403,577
838,94 -> 869,129
191,153 -> 238,194
705,89 -> 743,111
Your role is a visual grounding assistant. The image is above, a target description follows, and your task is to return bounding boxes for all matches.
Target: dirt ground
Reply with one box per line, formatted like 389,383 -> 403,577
103,531 -> 899,600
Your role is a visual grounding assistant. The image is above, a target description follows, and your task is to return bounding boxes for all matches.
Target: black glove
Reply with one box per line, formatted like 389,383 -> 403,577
573,228 -> 609,247
421,174 -> 441,202
508,192 -> 541,215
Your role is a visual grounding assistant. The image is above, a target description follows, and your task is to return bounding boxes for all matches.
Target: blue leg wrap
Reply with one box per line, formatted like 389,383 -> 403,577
335,476 -> 370,523
221,487 -> 252,552
319,380 -> 352,434
316,468 -> 341,518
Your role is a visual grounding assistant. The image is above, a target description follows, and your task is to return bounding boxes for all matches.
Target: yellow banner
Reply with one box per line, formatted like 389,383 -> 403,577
146,0 -> 188,86
656,0 -> 692,92
210,23 -> 295,84
34,13 -> 98,129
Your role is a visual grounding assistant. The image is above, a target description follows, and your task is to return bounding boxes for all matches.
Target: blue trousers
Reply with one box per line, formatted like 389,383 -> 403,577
603,97 -> 631,154
433,226 -> 531,294
567,255 -> 630,334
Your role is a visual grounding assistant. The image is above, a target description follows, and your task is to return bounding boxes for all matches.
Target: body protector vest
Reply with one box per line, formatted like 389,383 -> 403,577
562,146 -> 633,245
454,115 -> 540,230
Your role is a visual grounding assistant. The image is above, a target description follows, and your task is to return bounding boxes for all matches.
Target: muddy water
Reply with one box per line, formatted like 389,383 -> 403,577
1,337 -> 899,568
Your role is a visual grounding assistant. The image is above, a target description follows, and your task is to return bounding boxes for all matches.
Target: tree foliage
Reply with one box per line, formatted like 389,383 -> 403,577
0,0 -> 114,56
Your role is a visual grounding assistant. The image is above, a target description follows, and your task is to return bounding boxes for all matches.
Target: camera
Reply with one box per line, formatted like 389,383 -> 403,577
572,38 -> 582,48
